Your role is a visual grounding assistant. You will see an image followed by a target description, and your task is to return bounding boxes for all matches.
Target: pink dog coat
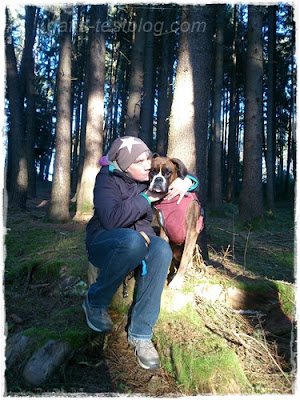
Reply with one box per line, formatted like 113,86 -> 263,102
154,192 -> 204,244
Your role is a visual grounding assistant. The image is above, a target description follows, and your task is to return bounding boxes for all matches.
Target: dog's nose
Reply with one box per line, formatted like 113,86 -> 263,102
154,177 -> 163,184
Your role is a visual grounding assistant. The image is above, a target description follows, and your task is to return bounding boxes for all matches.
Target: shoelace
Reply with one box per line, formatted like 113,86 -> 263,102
135,340 -> 158,356
137,340 -> 153,349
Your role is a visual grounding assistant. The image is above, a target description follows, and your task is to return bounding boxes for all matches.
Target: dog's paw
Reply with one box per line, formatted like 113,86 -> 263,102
168,275 -> 184,290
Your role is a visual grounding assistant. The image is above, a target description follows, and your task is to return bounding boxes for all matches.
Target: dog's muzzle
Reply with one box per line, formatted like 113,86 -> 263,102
149,175 -> 168,193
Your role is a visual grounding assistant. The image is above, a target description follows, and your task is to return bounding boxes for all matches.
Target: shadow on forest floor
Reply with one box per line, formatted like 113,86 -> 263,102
3,185 -> 296,395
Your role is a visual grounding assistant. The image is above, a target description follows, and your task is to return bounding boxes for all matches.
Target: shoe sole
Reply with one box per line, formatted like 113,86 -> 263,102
136,357 -> 161,370
128,340 -> 161,370
82,302 -> 112,333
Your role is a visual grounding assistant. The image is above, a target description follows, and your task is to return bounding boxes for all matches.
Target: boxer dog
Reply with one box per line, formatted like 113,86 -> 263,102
149,154 -> 204,289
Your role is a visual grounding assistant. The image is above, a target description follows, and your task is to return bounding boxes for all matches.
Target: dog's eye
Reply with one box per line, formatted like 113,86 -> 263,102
164,169 -> 172,177
150,168 -> 156,177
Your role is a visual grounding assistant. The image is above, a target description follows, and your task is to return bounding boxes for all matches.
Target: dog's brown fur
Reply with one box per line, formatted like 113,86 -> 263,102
150,155 -> 203,289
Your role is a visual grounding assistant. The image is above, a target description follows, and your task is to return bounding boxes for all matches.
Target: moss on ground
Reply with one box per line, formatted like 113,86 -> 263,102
5,200 -> 295,395
23,305 -> 90,349
156,304 -> 252,395
272,280 -> 295,316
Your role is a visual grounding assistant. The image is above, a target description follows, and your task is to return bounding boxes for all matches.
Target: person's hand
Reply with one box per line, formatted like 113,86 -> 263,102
165,177 -> 193,204
145,190 -> 166,203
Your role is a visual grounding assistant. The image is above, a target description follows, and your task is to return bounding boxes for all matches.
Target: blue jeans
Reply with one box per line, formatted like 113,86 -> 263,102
87,228 -> 172,340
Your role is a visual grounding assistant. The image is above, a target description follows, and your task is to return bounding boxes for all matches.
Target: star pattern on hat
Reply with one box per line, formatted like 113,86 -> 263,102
119,137 -> 141,153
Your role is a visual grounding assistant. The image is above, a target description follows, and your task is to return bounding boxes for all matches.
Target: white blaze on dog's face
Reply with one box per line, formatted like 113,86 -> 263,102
149,166 -> 169,193
149,157 -> 179,193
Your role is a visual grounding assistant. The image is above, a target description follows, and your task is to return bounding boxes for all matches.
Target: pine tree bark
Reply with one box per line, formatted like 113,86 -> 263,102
156,7 -> 174,155
76,5 -> 107,216
48,8 -> 72,222
266,6 -> 276,211
210,5 -> 225,212
5,8 -> 27,210
125,7 -> 146,137
74,48 -> 89,199
140,6 -> 155,148
168,5 -> 214,205
227,5 -> 238,203
168,5 -> 214,259
239,5 -> 264,222
20,6 -> 38,199
285,9 -> 295,195
71,8 -> 88,195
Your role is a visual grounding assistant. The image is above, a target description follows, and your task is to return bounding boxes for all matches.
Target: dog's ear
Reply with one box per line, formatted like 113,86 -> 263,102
152,153 -> 160,159
170,158 -> 188,178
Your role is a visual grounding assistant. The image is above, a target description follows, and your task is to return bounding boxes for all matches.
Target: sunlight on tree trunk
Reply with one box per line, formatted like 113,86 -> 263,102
168,12 -> 196,172
5,8 -> 27,210
266,6 -> 276,212
168,5 -> 214,207
48,8 -> 72,223
227,5 -> 238,203
75,5 -> 107,217
125,7 -> 146,137
140,6 -> 155,149
168,5 -> 214,260
239,5 -> 264,222
20,6 -> 38,199
211,5 -> 225,212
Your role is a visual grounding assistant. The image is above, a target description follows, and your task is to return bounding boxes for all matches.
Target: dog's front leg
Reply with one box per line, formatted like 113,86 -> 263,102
169,201 -> 199,290
156,210 -> 169,243
168,232 -> 197,289
159,226 -> 169,243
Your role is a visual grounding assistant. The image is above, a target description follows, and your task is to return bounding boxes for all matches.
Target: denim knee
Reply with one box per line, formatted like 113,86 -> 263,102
120,230 -> 148,254
158,237 -> 173,260
147,235 -> 173,263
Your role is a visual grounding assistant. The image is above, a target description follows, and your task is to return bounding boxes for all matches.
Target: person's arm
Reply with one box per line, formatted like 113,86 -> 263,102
93,173 -> 154,230
166,174 -> 199,204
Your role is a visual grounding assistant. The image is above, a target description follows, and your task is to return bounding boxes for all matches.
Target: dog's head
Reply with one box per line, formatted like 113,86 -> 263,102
148,154 -> 188,193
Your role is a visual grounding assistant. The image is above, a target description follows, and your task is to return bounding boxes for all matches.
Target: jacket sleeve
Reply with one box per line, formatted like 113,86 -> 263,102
186,173 -> 199,193
93,171 -> 151,231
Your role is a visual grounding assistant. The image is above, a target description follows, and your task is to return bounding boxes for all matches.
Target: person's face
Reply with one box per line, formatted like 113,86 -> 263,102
126,151 -> 151,182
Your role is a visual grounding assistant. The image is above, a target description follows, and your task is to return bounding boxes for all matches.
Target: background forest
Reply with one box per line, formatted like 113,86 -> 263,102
3,1 -> 296,396
4,3 -> 296,220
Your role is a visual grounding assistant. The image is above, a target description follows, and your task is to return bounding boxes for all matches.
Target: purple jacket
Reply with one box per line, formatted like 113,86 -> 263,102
86,165 -> 154,246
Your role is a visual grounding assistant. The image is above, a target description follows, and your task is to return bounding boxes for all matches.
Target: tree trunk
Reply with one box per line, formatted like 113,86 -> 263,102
227,5 -> 238,203
210,5 -> 225,212
266,6 -> 276,211
168,5 -> 214,259
76,5 -> 107,216
124,7 -> 146,137
74,55 -> 89,200
5,8 -> 27,210
285,11 -> 295,196
20,6 -> 38,199
48,8 -> 72,222
72,9 -> 89,195
239,6 -> 264,222
168,5 -> 214,204
106,40 -> 120,146
156,8 -> 174,155
140,6 -> 155,149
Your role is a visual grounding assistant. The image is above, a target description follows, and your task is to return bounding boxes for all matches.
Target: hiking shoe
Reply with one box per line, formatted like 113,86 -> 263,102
82,295 -> 113,333
128,336 -> 161,370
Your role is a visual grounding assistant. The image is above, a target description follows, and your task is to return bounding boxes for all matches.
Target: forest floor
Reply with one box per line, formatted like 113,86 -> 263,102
3,182 -> 297,396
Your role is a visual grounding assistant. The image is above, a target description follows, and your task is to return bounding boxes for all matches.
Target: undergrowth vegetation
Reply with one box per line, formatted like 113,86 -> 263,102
4,198 -> 296,395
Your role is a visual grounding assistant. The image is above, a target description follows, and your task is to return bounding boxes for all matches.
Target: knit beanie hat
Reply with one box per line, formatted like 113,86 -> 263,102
107,136 -> 150,171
